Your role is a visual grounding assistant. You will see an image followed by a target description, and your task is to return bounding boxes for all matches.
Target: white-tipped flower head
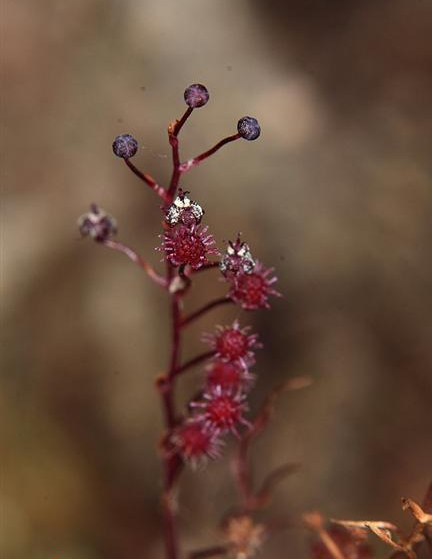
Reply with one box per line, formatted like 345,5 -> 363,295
165,190 -> 204,227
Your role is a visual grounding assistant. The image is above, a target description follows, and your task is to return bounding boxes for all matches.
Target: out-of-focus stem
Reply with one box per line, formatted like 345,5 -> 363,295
180,297 -> 233,327
179,133 -> 241,174
188,546 -> 228,558
123,158 -> 170,203
103,240 -> 167,288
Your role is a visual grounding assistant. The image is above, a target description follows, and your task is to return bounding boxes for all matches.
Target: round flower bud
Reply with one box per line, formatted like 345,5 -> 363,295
77,204 -> 117,243
184,84 -> 209,108
165,190 -> 204,227
112,134 -> 138,158
237,116 -> 261,141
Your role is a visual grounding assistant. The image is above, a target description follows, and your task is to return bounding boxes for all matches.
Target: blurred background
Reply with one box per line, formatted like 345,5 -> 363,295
2,0 -> 432,557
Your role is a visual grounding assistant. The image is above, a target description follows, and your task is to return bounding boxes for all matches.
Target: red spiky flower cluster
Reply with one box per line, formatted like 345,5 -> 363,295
78,83 -> 286,558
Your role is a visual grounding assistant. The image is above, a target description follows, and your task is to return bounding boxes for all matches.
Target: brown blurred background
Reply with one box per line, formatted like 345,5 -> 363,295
1,1 -> 432,558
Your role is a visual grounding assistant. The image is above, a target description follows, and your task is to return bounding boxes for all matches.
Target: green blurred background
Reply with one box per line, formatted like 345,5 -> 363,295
2,1 -> 432,557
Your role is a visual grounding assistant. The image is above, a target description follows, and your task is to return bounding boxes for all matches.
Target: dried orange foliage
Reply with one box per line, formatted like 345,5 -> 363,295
330,490 -> 432,559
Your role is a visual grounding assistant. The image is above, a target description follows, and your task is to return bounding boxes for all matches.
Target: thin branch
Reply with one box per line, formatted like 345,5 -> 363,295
173,350 -> 215,378
124,158 -> 170,203
167,109 -> 193,200
180,297 -> 233,327
174,107 -> 194,137
253,463 -> 301,509
179,133 -> 241,174
103,240 -> 167,288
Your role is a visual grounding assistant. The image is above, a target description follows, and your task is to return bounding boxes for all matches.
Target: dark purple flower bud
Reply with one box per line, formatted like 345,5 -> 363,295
77,204 -> 117,242
184,84 -> 209,108
112,134 -> 138,158
237,116 -> 261,141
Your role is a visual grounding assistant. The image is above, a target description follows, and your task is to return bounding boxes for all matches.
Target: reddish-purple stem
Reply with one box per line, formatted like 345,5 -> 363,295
179,133 -> 241,174
167,108 -> 193,200
181,297 -> 233,327
103,239 -> 167,288
124,158 -> 170,203
174,107 -> 194,137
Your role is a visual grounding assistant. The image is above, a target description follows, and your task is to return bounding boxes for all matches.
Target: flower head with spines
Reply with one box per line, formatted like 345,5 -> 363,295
170,418 -> 223,469
202,321 -> 261,369
158,223 -> 218,270
205,359 -> 255,393
190,385 -> 250,438
228,261 -> 280,310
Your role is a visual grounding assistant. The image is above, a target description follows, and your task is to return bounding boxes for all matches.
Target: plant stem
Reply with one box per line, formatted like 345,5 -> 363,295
103,239 -> 167,288
123,158 -> 170,203
158,261 -> 183,559
179,133 -> 241,174
174,107 -> 194,137
167,108 -> 193,201
181,297 -> 233,327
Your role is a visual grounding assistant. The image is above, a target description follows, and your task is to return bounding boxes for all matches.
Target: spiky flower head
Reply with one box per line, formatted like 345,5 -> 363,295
223,515 -> 267,559
202,321 -> 261,369
77,204 -> 117,242
158,223 -> 218,270
220,234 -> 256,279
205,359 -> 255,393
190,385 -> 250,437
170,419 -> 223,468
229,262 -> 280,310
165,189 -> 204,227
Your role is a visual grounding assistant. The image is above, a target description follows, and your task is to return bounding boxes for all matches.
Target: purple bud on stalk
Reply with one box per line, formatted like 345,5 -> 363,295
184,84 -> 209,108
237,116 -> 261,141
112,134 -> 138,158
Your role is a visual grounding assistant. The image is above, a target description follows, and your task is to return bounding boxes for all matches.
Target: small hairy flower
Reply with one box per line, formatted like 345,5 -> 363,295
190,386 -> 250,437
77,204 -> 117,242
229,262 -> 280,310
112,134 -> 138,158
170,419 -> 223,468
165,190 -> 204,227
220,234 -> 255,279
223,515 -> 267,559
237,116 -> 261,141
202,321 -> 260,369
158,223 -> 218,270
205,359 -> 255,393
184,83 -> 209,108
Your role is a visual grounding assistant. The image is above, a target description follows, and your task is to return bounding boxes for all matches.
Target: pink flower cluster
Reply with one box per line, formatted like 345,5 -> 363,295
171,320 -> 260,467
159,202 -> 280,467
